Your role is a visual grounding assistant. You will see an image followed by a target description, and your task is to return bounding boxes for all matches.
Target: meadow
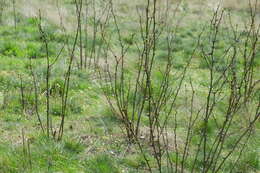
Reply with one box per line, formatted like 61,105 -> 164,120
0,0 -> 259,172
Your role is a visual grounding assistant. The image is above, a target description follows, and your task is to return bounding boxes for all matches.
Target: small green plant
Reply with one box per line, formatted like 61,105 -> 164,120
84,154 -> 119,173
50,78 -> 64,96
123,154 -> 147,169
50,102 -> 62,116
26,42 -> 43,59
64,139 -> 84,154
68,96 -> 83,114
0,41 -> 23,57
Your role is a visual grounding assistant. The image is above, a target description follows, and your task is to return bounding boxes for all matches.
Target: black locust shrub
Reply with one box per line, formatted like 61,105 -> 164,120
99,0 -> 259,172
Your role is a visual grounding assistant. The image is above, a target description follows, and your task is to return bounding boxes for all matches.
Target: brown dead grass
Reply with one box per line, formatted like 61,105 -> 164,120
222,0 -> 260,11
18,0 -> 74,30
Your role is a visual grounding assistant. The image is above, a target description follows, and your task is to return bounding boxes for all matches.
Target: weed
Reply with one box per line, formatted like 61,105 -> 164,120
84,154 -> 119,173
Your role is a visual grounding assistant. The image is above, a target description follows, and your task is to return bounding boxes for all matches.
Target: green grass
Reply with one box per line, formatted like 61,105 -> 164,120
0,0 -> 259,172
0,136 -> 86,173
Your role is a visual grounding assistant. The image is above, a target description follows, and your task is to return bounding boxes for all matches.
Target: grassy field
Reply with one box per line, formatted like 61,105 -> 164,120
0,0 -> 259,172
